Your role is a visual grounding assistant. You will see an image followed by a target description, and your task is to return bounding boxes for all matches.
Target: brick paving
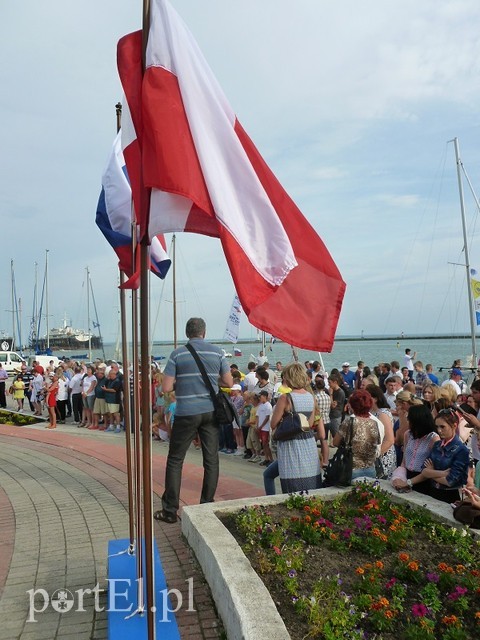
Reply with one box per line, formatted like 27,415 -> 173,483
0,420 -> 265,639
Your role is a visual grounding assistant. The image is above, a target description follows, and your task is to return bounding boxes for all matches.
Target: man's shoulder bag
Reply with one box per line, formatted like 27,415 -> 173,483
185,343 -> 238,425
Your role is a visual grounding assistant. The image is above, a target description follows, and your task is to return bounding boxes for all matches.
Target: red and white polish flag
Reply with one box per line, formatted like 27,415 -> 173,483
117,0 -> 345,351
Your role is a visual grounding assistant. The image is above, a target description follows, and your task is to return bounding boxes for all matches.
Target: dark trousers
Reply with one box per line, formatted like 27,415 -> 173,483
162,411 -> 219,515
0,382 -> 6,408
72,393 -> 82,422
57,399 -> 67,421
25,390 -> 35,411
218,422 -> 236,450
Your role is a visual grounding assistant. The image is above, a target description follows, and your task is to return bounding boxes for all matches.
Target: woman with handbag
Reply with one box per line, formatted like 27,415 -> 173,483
270,363 -> 323,493
333,390 -> 380,480
366,384 -> 397,479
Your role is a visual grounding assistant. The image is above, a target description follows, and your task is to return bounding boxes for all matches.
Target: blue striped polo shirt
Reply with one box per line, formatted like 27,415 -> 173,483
164,338 -> 230,416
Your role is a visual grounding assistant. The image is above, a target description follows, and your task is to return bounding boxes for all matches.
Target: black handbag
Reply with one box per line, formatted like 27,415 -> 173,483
272,394 -> 305,442
453,500 -> 480,528
185,343 -> 239,425
323,417 -> 354,487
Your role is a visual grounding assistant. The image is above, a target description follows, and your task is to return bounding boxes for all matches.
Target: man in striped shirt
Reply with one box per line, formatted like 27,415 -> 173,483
157,317 -> 233,523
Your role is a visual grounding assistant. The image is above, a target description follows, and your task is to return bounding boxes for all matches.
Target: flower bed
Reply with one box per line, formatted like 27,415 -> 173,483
222,482 -> 480,640
0,410 -> 40,426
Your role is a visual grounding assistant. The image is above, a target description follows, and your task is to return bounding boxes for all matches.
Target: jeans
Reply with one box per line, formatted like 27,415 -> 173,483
263,459 -> 279,495
162,411 -> 219,516
351,466 -> 376,480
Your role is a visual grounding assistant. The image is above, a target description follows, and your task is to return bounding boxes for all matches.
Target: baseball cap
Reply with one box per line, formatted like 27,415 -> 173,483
231,384 -> 242,391
451,368 -> 462,376
342,362 -> 350,367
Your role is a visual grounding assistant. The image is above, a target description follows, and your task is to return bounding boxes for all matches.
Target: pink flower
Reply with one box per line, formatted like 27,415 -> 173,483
385,578 -> 398,589
273,546 -> 281,555
411,603 -> 429,617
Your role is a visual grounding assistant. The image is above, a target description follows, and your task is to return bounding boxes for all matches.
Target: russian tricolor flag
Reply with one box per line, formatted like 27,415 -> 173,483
96,131 -> 171,281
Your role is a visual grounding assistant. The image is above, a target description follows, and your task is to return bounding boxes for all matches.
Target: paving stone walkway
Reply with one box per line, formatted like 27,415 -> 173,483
0,422 -> 265,639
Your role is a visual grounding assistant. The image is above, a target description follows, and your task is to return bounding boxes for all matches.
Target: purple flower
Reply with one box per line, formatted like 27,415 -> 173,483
448,585 -> 468,600
288,570 -> 297,578
376,515 -> 387,524
426,572 -> 439,583
385,578 -> 398,589
411,603 -> 429,617
342,528 -> 353,539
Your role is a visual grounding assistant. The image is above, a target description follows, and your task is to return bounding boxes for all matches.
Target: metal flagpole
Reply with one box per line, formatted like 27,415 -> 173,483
115,102 -> 137,557
141,1 -> 156,636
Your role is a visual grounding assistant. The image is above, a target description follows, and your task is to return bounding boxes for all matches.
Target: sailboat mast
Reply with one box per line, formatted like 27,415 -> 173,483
45,249 -> 50,350
172,234 -> 177,348
453,137 -> 477,367
10,260 -> 15,351
86,266 -> 92,361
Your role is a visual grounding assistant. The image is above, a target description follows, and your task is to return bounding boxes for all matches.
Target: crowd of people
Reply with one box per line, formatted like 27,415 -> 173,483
1,358 -> 125,431
2,340 -> 480,519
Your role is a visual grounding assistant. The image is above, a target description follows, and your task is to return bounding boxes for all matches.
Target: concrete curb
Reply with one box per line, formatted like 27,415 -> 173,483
182,480 -> 479,640
181,487 -> 346,640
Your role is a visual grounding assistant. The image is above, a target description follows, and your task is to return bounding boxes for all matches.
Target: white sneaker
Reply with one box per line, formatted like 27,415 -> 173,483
233,448 -> 244,456
256,457 -> 266,464
248,455 -> 259,463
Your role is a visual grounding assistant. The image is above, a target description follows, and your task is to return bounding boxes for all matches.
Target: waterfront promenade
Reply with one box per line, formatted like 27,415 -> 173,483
0,416 -> 265,639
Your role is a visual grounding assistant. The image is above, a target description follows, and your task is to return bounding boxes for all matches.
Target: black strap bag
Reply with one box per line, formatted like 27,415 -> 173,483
453,500 -> 480,528
185,343 -> 239,425
323,416 -> 354,487
272,393 -> 305,442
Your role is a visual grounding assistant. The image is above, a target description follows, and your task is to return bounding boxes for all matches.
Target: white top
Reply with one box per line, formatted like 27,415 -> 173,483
256,402 -> 272,432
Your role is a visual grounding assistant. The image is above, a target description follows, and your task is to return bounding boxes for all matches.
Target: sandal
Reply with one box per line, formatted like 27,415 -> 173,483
153,510 -> 177,524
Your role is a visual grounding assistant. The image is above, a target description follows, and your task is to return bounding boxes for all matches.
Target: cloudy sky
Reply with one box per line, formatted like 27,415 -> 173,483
2,0 -> 480,347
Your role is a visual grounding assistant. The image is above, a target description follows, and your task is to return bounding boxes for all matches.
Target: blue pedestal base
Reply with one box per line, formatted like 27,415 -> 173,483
107,538 -> 181,639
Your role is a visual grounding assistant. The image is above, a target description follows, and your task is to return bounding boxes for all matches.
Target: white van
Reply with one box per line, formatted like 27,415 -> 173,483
0,351 -> 26,375
27,355 -> 61,371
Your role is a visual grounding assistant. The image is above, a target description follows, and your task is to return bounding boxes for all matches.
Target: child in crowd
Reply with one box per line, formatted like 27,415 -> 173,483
256,390 -> 273,466
12,374 -> 25,411
241,392 -> 253,459
247,394 -> 262,462
165,391 -> 176,435
230,384 -> 245,456
152,410 -> 170,442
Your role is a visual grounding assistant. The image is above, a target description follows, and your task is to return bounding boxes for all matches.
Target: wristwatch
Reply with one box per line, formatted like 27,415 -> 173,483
406,479 -> 413,489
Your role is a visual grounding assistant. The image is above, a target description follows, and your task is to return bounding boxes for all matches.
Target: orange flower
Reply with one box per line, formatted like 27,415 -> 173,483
399,553 -> 410,563
303,505 -> 311,513
438,562 -> 449,572
471,569 -> 480,577
455,564 -> 466,573
375,561 -> 384,569
356,567 -> 365,575
389,525 -> 398,532
304,515 -> 311,523
475,611 -> 480,620
384,610 -> 395,619
442,615 -> 459,626
407,561 -> 419,572
329,533 -> 338,541
379,597 -> 390,607
379,533 -> 388,542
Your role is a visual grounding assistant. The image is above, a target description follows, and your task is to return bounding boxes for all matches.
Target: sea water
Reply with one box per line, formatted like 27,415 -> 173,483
82,336 -> 478,383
